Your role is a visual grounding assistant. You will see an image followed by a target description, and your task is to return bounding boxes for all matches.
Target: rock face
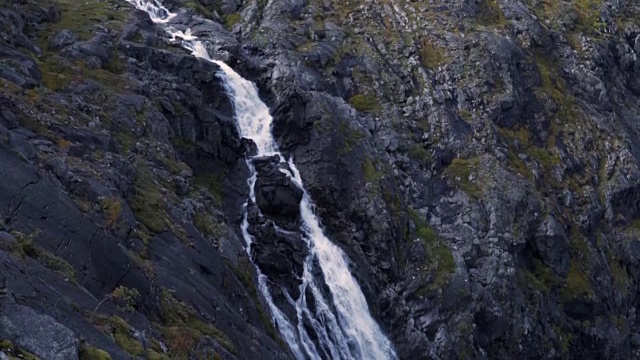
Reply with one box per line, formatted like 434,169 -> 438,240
1,0 -> 640,359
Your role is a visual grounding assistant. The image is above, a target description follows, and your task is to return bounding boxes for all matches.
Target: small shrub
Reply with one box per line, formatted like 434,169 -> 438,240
408,144 -> 430,163
57,138 -> 72,149
112,286 -> 141,312
101,197 -> 122,227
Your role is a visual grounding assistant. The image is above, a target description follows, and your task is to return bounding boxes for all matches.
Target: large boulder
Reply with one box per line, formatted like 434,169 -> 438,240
0,298 -> 79,360
253,155 -> 303,219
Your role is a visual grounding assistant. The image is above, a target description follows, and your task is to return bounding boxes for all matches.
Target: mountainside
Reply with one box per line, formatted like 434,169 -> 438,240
1,0 -> 640,359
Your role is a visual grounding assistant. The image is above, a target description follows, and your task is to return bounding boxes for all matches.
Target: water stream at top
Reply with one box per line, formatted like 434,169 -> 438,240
125,2 -> 397,359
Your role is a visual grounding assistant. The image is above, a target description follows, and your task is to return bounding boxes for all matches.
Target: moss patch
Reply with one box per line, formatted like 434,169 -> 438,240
561,262 -> 593,301
348,94 -> 379,112
39,0 -> 125,43
11,231 -> 76,281
420,38 -> 448,69
224,13 -> 241,29
476,0 -> 507,27
445,157 -> 482,197
159,290 -> 235,354
408,143 -> 430,164
409,210 -> 455,289
184,0 -> 211,17
101,197 -> 122,227
194,174 -> 224,205
522,258 -> 557,294
362,158 -> 382,182
0,339 -> 39,360
79,343 -> 112,360
130,162 -> 167,233
193,212 -> 224,240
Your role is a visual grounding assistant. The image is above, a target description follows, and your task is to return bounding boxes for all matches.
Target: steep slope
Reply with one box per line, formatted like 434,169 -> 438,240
1,0 -> 640,359
0,0 -> 286,359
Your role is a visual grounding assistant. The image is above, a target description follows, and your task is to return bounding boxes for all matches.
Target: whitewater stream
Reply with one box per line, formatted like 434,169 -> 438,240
125,1 -> 397,359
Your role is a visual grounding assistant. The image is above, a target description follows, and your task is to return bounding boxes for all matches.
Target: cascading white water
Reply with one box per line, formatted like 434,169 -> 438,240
126,1 -> 397,359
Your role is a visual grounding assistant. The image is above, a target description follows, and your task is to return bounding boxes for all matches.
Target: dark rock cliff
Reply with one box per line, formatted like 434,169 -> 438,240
1,0 -> 640,359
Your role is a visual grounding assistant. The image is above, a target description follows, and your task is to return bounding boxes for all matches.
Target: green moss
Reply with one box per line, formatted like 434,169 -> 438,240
607,251 -> 629,289
476,0 -> 507,27
445,157 -> 482,198
159,290 -> 235,353
224,13 -> 241,29
130,162 -> 167,233
193,212 -> 224,240
111,286 -> 140,312
569,227 -> 591,261
506,150 -> 534,181
499,125 -> 560,172
410,212 -> 455,289
183,0 -> 211,17
11,231 -> 76,281
0,339 -> 39,360
36,54 -> 77,91
79,344 -> 112,360
561,262 -> 592,301
146,349 -> 171,360
431,243 -> 455,289
39,0 -> 125,43
172,138 -> 196,152
574,0 -> 603,31
534,51 -> 566,106
109,316 -> 144,356
101,197 -> 122,227
458,110 -> 473,122
527,146 -> 560,168
233,260 -> 258,300
552,324 -> 573,354
362,158 -> 381,182
420,38 -> 448,69
522,259 -> 557,294
348,94 -> 378,112
0,340 -> 12,349
408,143 -> 430,163
194,174 -> 224,205
257,305 -> 279,341
417,226 -> 438,244
337,122 -> 366,156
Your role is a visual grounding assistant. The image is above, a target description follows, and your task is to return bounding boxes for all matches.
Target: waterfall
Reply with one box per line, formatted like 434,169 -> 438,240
125,2 -> 397,359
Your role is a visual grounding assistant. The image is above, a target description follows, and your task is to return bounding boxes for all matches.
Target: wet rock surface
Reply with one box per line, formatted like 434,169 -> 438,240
1,0 -> 640,359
